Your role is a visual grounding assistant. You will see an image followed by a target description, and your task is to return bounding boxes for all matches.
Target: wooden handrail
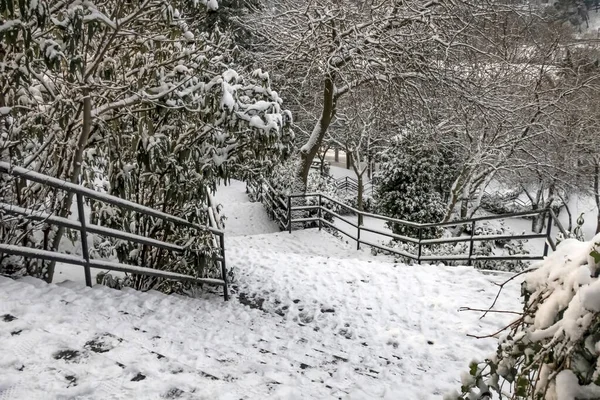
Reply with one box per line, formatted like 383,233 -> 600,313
0,162 -> 223,235
249,177 -> 566,267
0,162 -> 228,300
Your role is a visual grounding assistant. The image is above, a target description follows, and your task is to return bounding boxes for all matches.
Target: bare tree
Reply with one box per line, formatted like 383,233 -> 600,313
327,89 -> 393,216
246,0 -> 478,190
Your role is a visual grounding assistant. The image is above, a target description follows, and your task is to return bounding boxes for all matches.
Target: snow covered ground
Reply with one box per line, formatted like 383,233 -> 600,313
0,180 -> 524,399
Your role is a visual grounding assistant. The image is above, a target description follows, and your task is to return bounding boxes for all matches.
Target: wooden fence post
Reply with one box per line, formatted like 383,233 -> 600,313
220,233 -> 229,301
318,194 -> 322,231
76,193 -> 93,287
288,196 -> 292,234
467,221 -> 476,266
417,227 -> 423,265
544,210 -> 553,257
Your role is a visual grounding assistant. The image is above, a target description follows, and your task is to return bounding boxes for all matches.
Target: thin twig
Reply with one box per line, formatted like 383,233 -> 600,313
481,267 -> 534,319
459,307 -> 523,315
467,319 -> 521,340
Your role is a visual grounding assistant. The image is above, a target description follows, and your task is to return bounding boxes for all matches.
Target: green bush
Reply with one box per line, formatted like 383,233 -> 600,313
449,234 -> 600,399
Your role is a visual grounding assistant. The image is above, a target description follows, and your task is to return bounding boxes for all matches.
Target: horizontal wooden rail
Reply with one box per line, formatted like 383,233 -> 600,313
420,232 -> 548,245
358,224 -> 420,244
0,162 -> 223,235
1,203 -> 185,253
0,244 -> 225,286
0,162 -> 228,300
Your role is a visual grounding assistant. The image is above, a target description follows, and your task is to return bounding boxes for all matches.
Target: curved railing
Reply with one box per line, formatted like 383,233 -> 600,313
248,178 -> 569,267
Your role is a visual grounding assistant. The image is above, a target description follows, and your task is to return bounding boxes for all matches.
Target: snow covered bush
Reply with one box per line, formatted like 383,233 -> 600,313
481,190 -> 525,215
449,235 -> 600,400
374,123 -> 457,239
0,0 -> 292,288
372,221 -> 529,272
470,222 -> 530,273
338,191 -> 375,214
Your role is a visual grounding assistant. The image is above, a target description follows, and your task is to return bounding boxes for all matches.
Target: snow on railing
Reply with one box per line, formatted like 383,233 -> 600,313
0,162 -> 229,300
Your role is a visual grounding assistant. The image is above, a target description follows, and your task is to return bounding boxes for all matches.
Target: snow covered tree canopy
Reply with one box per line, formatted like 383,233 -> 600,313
0,0 -> 293,283
244,0 -> 476,187
451,234 -> 600,399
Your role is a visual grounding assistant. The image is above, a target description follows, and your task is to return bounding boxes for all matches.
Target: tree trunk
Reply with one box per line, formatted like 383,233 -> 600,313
466,172 -> 496,220
297,77 -> 336,188
349,150 -> 365,227
334,148 -> 339,163
543,182 -> 556,233
459,180 -> 471,219
318,145 -> 329,176
46,92 -> 92,282
531,182 -> 555,234
531,184 -> 544,233
346,152 -> 352,169
443,166 -> 470,223
357,173 -> 364,226
563,197 -> 573,232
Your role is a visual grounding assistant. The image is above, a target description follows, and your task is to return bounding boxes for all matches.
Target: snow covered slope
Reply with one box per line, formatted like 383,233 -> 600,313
0,180 -> 524,399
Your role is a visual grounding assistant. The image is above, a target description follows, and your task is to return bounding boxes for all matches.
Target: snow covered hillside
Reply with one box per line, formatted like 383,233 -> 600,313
0,180 -> 523,399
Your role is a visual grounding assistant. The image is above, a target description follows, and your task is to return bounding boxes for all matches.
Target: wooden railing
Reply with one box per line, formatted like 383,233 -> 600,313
0,162 -> 229,300
247,178 -> 290,230
248,178 -> 569,267
333,176 -> 374,196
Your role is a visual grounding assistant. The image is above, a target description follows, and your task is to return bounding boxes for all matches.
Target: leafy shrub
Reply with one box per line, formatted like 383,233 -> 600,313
470,222 -> 530,273
481,189 -> 524,215
371,221 -> 529,272
338,191 -> 375,214
374,123 -> 458,239
448,234 -> 600,400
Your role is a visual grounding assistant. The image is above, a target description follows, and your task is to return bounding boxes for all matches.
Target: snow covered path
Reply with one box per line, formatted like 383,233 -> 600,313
0,180 -> 524,399
214,180 -> 280,237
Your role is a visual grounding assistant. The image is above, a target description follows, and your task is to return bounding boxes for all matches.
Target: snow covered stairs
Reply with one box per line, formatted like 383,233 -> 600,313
213,181 -> 280,237
0,274 -> 391,399
1,181 -> 525,399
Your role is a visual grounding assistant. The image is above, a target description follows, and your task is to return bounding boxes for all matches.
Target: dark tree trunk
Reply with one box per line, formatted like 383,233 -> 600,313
357,174 -> 364,225
298,77 -> 336,187
559,194 -> 573,232
531,185 -> 544,233
320,145 -> 330,175
47,92 -> 92,282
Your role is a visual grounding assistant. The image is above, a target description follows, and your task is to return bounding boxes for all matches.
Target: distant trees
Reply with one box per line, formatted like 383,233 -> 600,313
243,0 -> 600,233
327,91 -> 392,214
245,0 -> 476,190
547,0 -> 595,30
